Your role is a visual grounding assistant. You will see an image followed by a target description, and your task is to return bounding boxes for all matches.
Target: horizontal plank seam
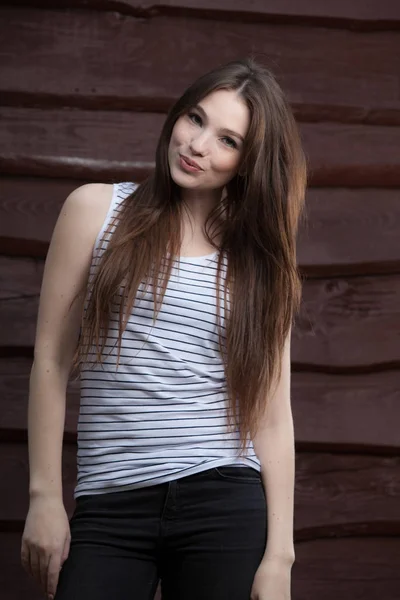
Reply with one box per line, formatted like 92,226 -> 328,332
0,93 -> 399,126
301,268 -> 400,281
2,2 -> 400,31
294,526 -> 400,542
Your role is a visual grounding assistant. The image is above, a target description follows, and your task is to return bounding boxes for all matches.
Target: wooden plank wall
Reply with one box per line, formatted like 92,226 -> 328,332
1,1 -> 400,598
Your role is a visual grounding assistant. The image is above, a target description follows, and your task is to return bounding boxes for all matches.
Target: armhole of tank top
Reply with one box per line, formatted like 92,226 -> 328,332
91,182 -> 120,256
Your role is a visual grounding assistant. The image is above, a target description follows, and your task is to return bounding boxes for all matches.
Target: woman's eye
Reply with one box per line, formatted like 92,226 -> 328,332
188,112 -> 202,125
221,137 -> 237,149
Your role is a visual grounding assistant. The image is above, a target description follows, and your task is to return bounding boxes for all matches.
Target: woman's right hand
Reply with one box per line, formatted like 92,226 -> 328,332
21,495 -> 71,599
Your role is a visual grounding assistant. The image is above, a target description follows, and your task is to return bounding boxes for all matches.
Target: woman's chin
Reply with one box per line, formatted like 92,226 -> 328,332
170,166 -> 201,189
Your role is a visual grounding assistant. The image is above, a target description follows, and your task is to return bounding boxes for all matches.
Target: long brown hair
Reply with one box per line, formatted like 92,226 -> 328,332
73,57 -> 307,455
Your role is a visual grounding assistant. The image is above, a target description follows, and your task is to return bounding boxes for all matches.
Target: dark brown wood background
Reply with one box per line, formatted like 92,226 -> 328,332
1,1 -> 400,598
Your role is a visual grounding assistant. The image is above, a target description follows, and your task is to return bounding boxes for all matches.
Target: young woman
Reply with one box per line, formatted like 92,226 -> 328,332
21,58 -> 306,600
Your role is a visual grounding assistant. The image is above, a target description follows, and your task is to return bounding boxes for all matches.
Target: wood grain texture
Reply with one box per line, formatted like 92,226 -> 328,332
297,187 -> 400,276
0,107 -> 158,181
1,358 -> 399,451
1,8 -> 400,124
4,0 -> 400,27
0,178 -> 80,258
0,533 -> 44,600
2,442 -> 399,539
292,538 -> 400,599
295,274 -> 400,370
291,371 -> 400,452
0,358 -> 79,439
0,443 -> 77,522
1,107 -> 400,186
2,177 -> 400,275
2,256 -> 400,370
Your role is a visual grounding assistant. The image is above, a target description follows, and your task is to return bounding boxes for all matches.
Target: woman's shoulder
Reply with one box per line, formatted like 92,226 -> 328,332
62,182 -> 137,240
65,183 -> 114,211
67,181 -> 114,223
67,181 -> 136,209
55,183 -> 114,251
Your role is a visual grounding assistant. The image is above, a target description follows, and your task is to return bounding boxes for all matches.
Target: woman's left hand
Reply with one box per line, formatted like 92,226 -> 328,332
250,557 -> 292,600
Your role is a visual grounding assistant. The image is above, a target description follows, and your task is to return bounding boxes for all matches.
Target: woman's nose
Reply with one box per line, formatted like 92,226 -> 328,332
189,132 -> 209,155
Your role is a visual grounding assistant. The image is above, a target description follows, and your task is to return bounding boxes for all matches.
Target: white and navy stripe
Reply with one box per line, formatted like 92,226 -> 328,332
75,182 -> 261,498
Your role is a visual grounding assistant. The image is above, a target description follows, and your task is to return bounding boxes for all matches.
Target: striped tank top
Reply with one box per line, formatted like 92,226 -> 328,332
75,182 -> 261,498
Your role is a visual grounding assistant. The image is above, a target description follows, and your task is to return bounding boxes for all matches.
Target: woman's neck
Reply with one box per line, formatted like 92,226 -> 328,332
180,187 -> 223,226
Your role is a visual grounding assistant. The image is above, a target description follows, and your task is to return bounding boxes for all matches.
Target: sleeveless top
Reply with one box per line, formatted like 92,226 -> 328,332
74,182 -> 261,498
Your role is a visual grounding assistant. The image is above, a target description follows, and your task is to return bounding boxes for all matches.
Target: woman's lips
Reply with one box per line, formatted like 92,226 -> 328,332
179,155 -> 203,173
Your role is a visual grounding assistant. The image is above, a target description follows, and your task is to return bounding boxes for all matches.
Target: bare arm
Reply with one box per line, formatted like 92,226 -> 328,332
22,183 -> 113,597
252,331 -> 296,565
28,183 -> 112,498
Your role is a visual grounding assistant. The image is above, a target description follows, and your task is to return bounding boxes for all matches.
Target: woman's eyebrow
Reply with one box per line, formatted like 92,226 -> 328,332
193,104 -> 207,119
220,128 -> 244,142
194,104 -> 244,142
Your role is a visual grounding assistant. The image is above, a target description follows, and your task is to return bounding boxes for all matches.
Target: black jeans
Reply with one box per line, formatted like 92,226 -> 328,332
55,466 -> 267,600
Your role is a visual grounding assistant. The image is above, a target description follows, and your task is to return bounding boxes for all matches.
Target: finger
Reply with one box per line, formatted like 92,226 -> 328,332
21,540 -> 31,576
39,549 -> 51,593
61,535 -> 71,565
47,552 -> 63,598
29,548 -> 42,589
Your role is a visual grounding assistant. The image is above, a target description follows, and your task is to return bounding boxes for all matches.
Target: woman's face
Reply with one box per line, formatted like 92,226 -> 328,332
168,89 -> 250,192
